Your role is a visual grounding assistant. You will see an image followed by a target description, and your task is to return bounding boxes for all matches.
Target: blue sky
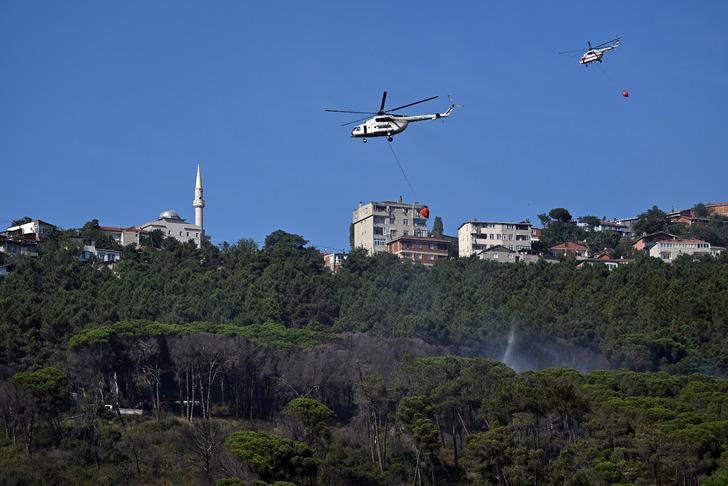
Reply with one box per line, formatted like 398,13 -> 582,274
2,1 -> 727,250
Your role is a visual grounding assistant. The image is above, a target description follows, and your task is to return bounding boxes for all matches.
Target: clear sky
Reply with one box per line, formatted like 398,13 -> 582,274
2,1 -> 727,250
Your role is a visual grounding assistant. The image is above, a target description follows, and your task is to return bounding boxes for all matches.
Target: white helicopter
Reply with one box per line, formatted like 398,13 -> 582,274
325,91 -> 459,142
561,37 -> 621,66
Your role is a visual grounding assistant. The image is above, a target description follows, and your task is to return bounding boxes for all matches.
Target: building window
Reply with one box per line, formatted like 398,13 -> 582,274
403,230 -> 409,236
374,227 -> 384,235
403,218 -> 409,225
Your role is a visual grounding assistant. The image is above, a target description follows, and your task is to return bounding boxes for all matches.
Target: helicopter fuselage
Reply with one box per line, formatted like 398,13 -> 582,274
579,45 -> 617,65
350,109 -> 453,140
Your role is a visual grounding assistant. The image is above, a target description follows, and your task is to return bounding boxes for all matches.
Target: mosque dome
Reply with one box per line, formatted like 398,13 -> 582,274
159,209 -> 183,220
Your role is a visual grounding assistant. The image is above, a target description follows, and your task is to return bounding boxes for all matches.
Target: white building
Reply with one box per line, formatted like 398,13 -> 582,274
139,210 -> 203,247
79,243 -> 122,263
352,198 -> 428,254
648,239 -> 721,263
576,220 -> 630,235
458,221 -> 532,257
138,164 -> 205,248
4,219 -> 55,240
99,226 -> 147,247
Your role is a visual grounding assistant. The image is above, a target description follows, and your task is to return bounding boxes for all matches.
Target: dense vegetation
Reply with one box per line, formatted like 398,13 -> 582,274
1,219 -> 728,484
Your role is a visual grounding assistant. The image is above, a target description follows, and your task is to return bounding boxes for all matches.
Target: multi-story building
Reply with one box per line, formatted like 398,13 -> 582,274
352,199 -> 428,254
648,239 -> 720,263
387,235 -> 448,266
457,221 -> 532,257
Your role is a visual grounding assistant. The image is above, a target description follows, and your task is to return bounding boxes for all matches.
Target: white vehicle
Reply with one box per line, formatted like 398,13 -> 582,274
326,92 -> 459,143
561,37 -> 621,66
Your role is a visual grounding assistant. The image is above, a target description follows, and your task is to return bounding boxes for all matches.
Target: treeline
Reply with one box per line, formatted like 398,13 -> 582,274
2,230 -> 728,375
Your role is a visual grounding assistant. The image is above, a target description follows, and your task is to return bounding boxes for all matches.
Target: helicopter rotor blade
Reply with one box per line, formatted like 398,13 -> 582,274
341,116 -> 372,127
593,37 -> 620,49
379,91 -> 388,113
385,95 -> 439,113
325,109 -> 379,114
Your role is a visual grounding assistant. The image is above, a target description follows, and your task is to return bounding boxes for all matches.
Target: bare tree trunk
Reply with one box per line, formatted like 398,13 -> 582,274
411,447 -> 421,486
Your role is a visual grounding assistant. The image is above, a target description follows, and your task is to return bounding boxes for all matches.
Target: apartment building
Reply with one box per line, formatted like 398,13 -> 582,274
457,221 -> 532,257
387,235 -> 448,266
648,239 -> 721,263
352,199 -> 428,254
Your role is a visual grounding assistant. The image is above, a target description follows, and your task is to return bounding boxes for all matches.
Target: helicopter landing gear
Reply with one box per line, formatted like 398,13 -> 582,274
387,136 -> 393,142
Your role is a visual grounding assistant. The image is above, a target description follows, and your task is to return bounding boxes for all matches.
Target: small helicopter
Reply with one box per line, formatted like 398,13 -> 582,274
560,37 -> 621,66
325,91 -> 459,142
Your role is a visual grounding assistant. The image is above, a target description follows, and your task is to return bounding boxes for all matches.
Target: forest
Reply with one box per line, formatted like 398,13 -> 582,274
1,222 -> 728,485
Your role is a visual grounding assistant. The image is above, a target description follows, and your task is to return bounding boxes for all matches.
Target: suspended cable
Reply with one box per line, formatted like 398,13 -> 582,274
387,141 -> 417,201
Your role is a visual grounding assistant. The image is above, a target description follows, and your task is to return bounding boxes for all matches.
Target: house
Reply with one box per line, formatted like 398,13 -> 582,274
0,235 -> 39,257
322,252 -> 347,272
549,242 -> 589,259
576,257 -> 634,270
458,220 -> 533,257
648,239 -> 720,263
66,238 -> 122,263
706,202 -> 728,217
99,226 -> 148,247
4,219 -> 56,240
632,232 -> 678,252
577,220 -> 630,235
664,209 -> 709,226
387,235 -> 448,267
531,228 -> 543,242
613,216 -> 639,236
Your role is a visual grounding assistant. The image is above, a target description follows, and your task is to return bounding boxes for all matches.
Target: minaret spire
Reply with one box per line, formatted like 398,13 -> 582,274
193,162 -> 205,247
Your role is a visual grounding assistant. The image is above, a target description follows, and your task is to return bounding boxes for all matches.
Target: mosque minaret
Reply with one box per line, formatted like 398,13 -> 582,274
193,162 -> 205,238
